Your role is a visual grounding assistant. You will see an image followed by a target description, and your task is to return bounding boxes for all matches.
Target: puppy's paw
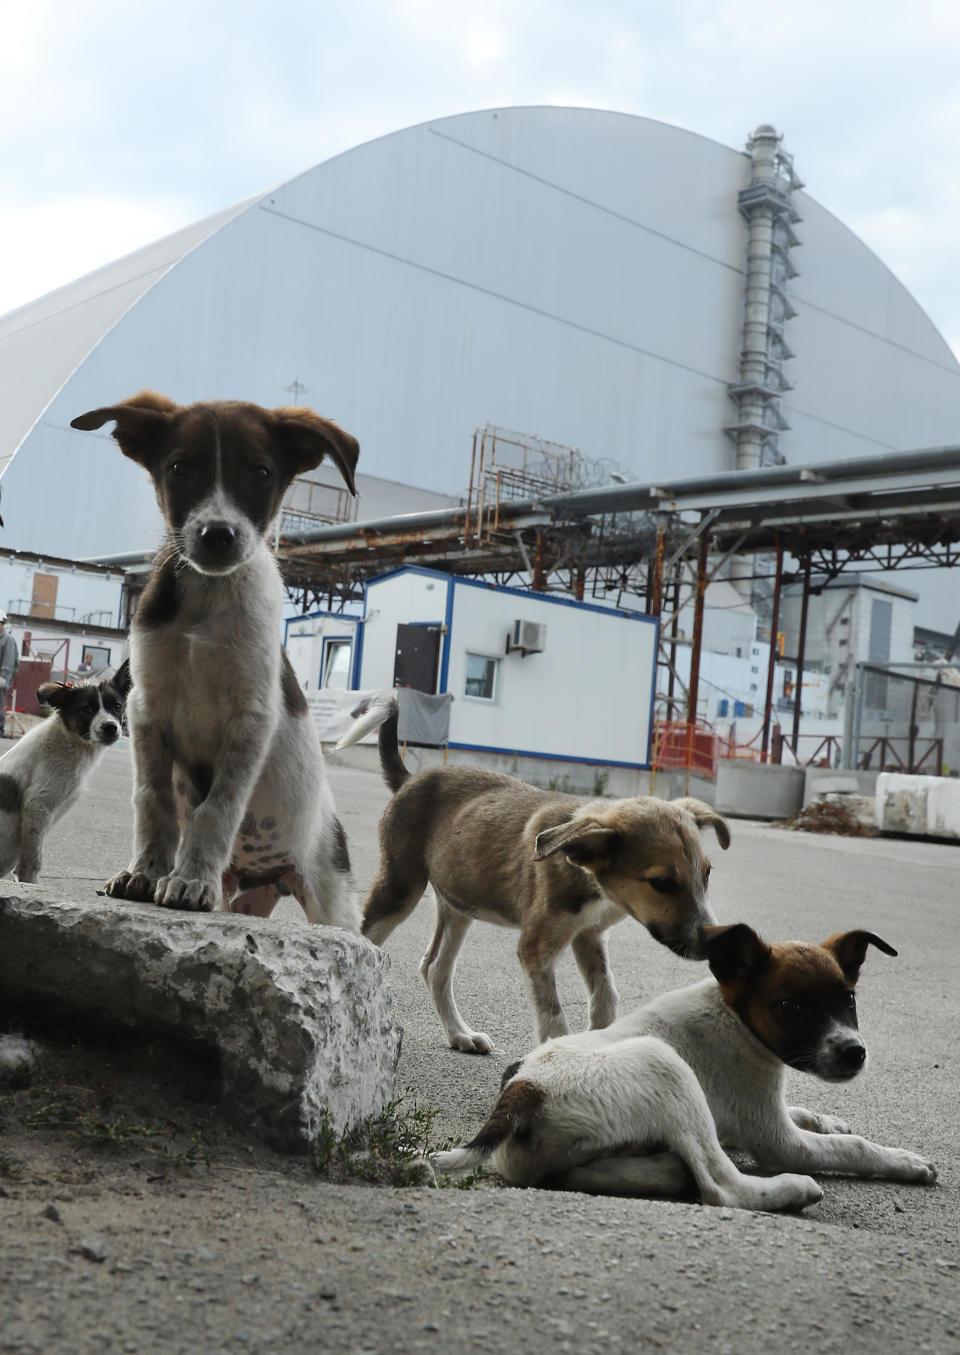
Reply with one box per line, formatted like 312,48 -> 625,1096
815,1113 -> 853,1136
450,1030 -> 494,1055
890,1152 -> 938,1185
155,874 -> 219,912
768,1173 -> 824,1213
106,870 -> 156,901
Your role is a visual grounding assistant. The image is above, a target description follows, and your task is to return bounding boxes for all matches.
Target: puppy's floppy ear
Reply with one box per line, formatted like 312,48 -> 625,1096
268,406 -> 359,494
109,658 -> 132,699
534,818 -> 619,867
704,923 -> 770,985
822,930 -> 897,984
672,797 -> 731,850
36,681 -> 75,710
71,391 -> 177,469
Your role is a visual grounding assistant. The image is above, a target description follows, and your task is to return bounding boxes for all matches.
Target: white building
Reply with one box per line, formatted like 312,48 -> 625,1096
779,574 -> 918,718
0,549 -> 127,708
2,106 -> 960,631
286,566 -> 658,772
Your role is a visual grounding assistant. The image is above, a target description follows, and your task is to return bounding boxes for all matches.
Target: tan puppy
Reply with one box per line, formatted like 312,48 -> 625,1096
337,695 -> 729,1051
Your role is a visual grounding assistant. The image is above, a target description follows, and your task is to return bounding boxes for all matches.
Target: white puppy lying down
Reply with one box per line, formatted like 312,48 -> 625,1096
434,923 -> 938,1213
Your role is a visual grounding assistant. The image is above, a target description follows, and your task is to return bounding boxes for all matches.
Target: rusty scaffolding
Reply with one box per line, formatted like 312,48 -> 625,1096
276,436 -> 960,761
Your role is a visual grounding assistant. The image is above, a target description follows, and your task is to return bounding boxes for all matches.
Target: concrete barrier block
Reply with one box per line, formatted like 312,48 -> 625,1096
715,762 -> 805,820
926,778 -> 960,840
875,773 -> 932,837
803,769 -> 878,808
0,893 -> 401,1150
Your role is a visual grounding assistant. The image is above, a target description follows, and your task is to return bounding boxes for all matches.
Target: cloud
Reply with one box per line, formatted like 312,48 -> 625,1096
2,0 -> 960,359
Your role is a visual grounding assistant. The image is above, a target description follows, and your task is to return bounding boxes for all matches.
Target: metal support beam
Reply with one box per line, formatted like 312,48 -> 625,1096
651,526 -> 665,616
791,556 -> 811,755
761,537 -> 784,762
687,533 -> 709,725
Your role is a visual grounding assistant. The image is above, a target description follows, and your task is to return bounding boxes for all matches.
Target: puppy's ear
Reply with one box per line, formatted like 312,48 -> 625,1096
110,658 -> 132,699
71,392 -> 177,469
672,797 -> 731,849
534,818 -> 619,867
704,923 -> 770,985
822,931 -> 898,984
37,682 -> 74,710
268,407 -> 359,494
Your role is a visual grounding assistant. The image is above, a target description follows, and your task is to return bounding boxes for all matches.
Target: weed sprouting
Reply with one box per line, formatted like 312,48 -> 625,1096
313,1093 -> 481,1189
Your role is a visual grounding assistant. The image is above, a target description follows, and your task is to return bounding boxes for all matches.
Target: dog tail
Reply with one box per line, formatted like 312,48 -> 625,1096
433,1077 -> 545,1179
335,693 -> 408,794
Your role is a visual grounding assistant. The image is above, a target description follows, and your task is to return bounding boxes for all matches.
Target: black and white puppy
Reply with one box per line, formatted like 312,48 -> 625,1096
0,662 -> 131,883
70,392 -> 360,929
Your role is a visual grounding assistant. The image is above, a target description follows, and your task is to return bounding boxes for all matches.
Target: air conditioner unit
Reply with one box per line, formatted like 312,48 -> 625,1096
507,619 -> 546,655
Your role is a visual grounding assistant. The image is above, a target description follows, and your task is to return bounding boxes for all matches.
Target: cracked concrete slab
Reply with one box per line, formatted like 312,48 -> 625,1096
0,892 -> 401,1149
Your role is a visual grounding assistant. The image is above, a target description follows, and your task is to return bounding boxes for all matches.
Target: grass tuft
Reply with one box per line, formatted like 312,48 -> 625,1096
313,1092 -> 481,1189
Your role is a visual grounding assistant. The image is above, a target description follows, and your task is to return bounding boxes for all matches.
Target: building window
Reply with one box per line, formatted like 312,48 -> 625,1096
322,639 -> 352,690
465,653 -> 498,701
78,646 -> 110,673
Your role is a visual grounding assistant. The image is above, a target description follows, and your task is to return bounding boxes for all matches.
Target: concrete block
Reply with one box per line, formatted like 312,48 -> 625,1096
875,773 -> 932,837
926,778 -> 960,841
803,769 -> 878,808
0,894 -> 401,1150
715,762 -> 805,820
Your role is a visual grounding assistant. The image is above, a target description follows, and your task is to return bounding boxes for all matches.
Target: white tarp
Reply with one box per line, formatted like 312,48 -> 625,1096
308,688 -> 380,744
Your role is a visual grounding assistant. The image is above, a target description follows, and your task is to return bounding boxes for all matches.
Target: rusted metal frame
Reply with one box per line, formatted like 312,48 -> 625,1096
686,531 -> 709,725
650,525 -> 666,616
655,648 -> 690,719
655,525 -> 751,636
790,555 -> 811,755
666,568 -> 679,717
662,508 -> 719,578
760,536 -> 784,763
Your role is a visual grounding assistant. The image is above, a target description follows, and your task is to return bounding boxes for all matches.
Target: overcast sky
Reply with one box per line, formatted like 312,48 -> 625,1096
4,0 -> 960,357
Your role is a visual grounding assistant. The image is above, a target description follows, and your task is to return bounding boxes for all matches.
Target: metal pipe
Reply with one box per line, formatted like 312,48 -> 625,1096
851,662 -> 866,770
687,533 -> 709,725
791,556 -> 811,754
760,537 -> 784,761
667,569 -> 679,717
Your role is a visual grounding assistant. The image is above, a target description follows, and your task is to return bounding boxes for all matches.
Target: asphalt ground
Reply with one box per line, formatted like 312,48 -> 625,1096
1,737 -> 958,1354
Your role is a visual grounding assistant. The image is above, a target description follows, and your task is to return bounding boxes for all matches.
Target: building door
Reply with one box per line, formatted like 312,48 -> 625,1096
393,624 -> 441,693
31,572 -> 58,619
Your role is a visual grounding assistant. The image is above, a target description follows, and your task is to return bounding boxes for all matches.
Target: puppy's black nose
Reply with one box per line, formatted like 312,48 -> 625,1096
199,523 -> 237,556
100,725 -> 119,744
837,1041 -> 866,1072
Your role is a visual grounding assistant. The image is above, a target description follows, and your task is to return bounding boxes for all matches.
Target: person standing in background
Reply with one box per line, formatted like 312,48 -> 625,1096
0,612 -> 19,712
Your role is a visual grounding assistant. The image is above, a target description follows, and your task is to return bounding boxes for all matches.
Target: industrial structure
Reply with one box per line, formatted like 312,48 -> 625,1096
2,107 -> 960,778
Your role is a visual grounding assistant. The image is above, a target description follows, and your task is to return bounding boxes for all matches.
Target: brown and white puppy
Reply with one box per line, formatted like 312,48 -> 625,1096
70,392 -> 359,928
336,695 -> 729,1050
434,925 -> 938,1211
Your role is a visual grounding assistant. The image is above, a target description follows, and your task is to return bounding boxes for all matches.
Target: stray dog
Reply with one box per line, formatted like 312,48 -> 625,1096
0,662 -> 131,883
336,695 -> 729,1050
70,392 -> 360,929
434,924 -> 938,1210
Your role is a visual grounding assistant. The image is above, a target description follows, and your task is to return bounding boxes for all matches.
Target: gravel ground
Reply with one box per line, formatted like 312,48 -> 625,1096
1,741 -> 957,1354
